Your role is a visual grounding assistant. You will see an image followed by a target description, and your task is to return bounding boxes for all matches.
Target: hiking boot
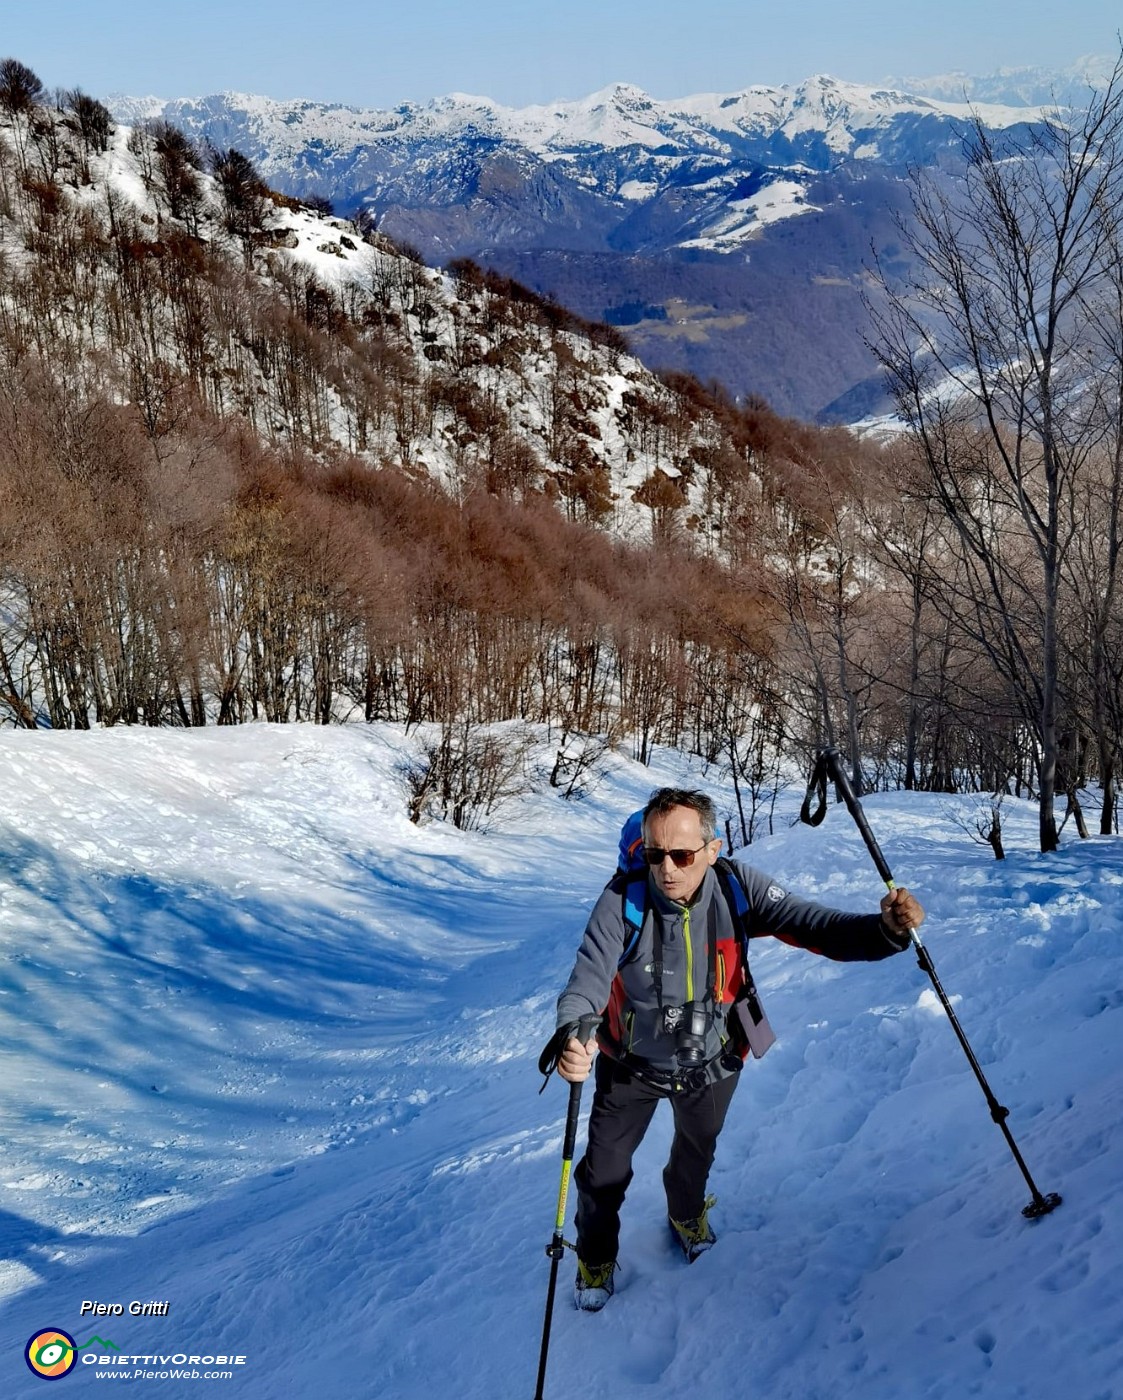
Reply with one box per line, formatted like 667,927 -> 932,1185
574,1258 -> 616,1311
668,1195 -> 717,1262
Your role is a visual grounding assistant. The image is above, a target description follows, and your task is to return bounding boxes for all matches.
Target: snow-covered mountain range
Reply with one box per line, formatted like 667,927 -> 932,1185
106,64 -> 1094,420
120,75 -> 1034,159
111,74 -> 1041,240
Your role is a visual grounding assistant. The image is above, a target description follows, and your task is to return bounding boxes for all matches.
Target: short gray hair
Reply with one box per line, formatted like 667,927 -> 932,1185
641,788 -> 718,844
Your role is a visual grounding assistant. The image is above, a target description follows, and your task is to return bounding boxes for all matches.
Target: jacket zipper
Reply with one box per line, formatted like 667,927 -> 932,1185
683,907 -> 694,1002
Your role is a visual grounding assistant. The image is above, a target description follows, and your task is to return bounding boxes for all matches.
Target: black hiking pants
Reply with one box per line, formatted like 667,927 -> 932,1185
573,1052 -> 740,1266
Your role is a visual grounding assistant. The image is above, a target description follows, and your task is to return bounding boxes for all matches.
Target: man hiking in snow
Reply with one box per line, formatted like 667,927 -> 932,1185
550,785 -> 924,1311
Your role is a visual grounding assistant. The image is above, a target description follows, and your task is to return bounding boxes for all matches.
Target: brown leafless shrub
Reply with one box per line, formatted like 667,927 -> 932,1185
405,720 -> 535,830
548,727 -> 621,800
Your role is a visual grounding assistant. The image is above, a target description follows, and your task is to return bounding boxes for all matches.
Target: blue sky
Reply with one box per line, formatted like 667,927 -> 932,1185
3,0 -> 1116,108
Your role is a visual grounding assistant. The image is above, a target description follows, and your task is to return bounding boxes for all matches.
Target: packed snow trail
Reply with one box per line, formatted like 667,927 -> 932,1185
0,726 -> 1118,1397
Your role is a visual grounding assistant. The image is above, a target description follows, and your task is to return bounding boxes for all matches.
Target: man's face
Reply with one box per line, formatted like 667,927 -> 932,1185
644,805 -> 721,905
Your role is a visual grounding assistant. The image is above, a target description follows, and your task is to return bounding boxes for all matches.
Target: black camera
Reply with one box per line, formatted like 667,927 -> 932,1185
665,1001 -> 708,1068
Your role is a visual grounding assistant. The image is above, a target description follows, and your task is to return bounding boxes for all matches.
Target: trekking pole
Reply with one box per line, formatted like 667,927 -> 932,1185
807,748 -> 1062,1221
534,1013 -> 601,1400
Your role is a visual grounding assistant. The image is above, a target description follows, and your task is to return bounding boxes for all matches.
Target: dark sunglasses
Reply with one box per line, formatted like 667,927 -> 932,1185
643,843 -> 709,868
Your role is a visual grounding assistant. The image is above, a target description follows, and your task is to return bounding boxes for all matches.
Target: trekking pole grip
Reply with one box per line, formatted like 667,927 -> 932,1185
557,1014 -> 601,1180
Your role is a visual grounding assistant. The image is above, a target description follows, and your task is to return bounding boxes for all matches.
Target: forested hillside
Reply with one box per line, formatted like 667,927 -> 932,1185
1,56 -> 1122,851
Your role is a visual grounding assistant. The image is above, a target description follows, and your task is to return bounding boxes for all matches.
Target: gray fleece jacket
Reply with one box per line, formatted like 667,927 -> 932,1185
556,859 -> 909,1078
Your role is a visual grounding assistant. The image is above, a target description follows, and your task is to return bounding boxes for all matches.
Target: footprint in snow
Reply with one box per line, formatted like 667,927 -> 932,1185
620,1305 -> 678,1385
1040,1251 -> 1090,1293
974,1328 -> 997,1361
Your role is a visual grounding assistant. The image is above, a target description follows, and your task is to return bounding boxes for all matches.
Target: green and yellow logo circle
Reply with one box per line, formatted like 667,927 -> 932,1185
25,1329 -> 77,1380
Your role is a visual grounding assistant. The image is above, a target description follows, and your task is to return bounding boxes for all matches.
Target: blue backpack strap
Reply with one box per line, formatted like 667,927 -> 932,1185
715,856 -> 752,963
716,856 -> 749,919
619,875 -> 647,966
615,809 -> 649,968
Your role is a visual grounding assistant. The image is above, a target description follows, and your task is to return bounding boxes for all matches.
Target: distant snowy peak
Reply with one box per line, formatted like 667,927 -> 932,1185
501,83 -> 719,154
670,73 -> 1031,131
104,92 -> 169,125
888,53 -> 1117,108
666,74 -> 1041,162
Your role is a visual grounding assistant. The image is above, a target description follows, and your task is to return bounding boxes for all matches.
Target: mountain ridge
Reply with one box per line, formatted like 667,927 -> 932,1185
108,73 -> 1042,171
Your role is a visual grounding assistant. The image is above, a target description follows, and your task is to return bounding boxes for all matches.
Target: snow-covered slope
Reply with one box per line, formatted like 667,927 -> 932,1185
2,108 -> 746,542
0,726 -> 1118,1397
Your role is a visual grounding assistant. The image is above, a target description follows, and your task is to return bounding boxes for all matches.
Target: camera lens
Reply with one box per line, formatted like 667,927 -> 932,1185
675,1001 -> 709,1067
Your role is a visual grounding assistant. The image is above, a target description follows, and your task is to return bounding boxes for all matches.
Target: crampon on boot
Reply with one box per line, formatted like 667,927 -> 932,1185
574,1258 -> 617,1311
668,1196 -> 716,1262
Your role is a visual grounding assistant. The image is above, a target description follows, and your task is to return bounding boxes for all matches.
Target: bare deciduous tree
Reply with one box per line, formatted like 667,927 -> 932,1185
870,58 -> 1123,850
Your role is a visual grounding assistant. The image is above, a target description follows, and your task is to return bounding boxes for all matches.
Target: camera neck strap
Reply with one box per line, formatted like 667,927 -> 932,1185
651,912 -> 666,1011
704,896 -> 719,1003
